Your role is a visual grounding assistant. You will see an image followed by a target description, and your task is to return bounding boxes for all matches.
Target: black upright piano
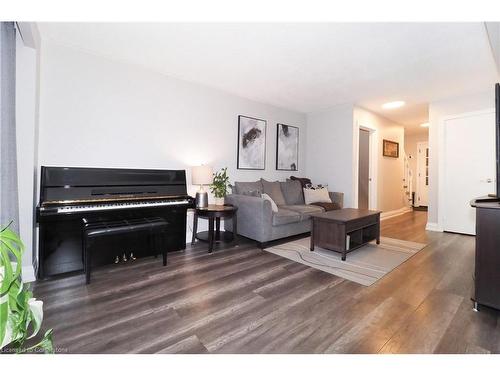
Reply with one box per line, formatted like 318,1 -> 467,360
36,166 -> 195,279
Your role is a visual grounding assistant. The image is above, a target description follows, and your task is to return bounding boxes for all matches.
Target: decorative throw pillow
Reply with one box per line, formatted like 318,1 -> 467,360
261,179 -> 286,206
281,180 -> 304,205
261,193 -> 278,212
307,183 -> 329,190
303,187 -> 332,205
290,176 -> 312,189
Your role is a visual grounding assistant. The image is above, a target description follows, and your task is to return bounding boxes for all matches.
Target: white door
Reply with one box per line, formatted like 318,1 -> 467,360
442,110 -> 496,235
416,141 -> 429,206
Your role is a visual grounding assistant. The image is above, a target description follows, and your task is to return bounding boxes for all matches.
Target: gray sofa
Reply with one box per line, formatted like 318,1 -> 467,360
225,179 -> 344,248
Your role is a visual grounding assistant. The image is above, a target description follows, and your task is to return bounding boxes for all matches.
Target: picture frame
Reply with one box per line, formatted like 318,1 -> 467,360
383,139 -> 399,158
276,123 -> 299,171
237,115 -> 267,170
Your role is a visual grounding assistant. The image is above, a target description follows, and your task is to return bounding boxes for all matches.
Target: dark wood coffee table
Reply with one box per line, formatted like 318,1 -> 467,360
310,208 -> 381,261
191,204 -> 238,253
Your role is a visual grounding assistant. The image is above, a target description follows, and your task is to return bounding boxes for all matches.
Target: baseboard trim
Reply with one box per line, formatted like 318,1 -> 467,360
425,222 -> 443,232
22,265 -> 36,283
380,207 -> 412,221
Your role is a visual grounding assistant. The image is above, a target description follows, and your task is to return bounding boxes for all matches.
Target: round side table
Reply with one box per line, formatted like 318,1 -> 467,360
191,204 -> 238,253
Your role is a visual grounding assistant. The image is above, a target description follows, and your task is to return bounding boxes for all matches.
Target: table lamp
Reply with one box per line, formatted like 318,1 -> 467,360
192,165 -> 213,208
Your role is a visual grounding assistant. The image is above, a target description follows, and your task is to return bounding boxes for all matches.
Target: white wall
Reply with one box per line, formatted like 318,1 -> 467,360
427,90 -> 494,229
353,107 -> 407,213
36,41 -> 307,243
15,28 -> 38,282
404,131 -> 429,195
38,41 -> 306,184
306,104 -> 355,206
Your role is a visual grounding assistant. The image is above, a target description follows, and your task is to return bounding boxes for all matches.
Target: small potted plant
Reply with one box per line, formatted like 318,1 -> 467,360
210,167 -> 230,206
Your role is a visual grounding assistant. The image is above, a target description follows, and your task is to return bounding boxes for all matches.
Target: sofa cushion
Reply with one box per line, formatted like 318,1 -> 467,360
240,190 -> 261,197
272,208 -> 301,226
310,202 -> 341,211
281,180 -> 304,205
261,178 -> 286,206
284,204 -> 325,220
303,187 -> 332,204
234,181 -> 263,195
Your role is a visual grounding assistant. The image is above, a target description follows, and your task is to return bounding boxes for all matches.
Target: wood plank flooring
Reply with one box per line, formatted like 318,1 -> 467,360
33,210 -> 500,353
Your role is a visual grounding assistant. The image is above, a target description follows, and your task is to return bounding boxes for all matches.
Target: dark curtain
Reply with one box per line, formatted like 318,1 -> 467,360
0,22 -> 19,232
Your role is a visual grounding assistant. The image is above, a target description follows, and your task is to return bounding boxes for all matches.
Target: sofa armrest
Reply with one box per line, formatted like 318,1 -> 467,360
224,194 -> 273,242
329,192 -> 344,209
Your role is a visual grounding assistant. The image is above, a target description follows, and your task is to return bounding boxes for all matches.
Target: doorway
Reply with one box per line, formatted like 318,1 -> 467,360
358,129 -> 370,209
441,110 -> 495,235
416,141 -> 429,207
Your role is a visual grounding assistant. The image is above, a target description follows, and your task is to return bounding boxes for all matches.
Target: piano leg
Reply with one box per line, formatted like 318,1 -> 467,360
84,237 -> 91,285
162,232 -> 167,266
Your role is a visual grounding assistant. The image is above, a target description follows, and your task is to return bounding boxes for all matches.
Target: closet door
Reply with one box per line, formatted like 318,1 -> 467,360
442,110 -> 495,235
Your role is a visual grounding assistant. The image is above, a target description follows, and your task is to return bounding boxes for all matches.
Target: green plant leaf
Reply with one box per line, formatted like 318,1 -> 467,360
0,233 -> 23,290
27,297 -> 43,339
0,296 -> 8,348
0,248 -> 15,295
0,224 -> 54,353
25,329 -> 54,354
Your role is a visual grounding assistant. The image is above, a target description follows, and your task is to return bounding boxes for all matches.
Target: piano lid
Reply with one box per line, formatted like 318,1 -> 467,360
40,166 -> 188,203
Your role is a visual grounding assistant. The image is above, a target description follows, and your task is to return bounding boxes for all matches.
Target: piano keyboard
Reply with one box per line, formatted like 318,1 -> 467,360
41,199 -> 191,214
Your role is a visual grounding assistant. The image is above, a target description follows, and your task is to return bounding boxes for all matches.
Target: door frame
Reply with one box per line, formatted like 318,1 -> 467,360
415,141 -> 429,207
438,108 -> 495,232
353,121 -> 378,210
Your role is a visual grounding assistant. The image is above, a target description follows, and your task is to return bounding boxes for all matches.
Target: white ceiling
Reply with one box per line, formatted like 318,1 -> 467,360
37,22 -> 499,130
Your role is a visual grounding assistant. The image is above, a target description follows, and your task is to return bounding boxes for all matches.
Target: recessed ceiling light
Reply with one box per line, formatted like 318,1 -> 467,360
382,101 -> 405,109
421,122 -> 429,128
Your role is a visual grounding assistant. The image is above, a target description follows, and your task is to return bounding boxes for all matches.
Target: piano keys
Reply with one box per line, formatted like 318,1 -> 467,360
36,166 -> 195,279
39,198 -> 192,215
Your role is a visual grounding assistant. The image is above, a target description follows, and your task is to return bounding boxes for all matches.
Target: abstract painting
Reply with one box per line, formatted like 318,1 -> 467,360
237,115 -> 267,170
276,123 -> 299,171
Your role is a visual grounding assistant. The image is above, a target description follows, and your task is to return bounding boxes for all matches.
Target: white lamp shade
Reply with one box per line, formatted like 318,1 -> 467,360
192,165 -> 213,185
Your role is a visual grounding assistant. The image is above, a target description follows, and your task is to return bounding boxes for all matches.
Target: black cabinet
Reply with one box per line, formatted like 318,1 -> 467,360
471,197 -> 500,311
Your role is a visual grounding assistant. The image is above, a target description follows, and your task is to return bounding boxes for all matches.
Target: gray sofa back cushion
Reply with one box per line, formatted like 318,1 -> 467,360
281,180 -> 304,205
241,190 -> 261,197
261,178 -> 286,206
233,180 -> 263,196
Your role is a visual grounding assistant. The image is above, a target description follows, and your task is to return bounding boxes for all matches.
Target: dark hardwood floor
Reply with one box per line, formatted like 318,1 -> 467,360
33,210 -> 500,353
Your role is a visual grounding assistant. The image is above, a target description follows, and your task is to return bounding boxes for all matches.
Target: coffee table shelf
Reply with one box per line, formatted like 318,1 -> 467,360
310,208 -> 381,261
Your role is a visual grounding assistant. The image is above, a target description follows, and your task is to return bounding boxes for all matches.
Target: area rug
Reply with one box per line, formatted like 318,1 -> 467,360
265,236 -> 427,286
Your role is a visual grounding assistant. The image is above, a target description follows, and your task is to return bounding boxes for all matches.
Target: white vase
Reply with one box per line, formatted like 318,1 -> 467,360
214,197 -> 225,206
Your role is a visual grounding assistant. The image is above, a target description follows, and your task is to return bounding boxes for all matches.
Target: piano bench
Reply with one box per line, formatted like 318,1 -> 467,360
82,217 -> 169,284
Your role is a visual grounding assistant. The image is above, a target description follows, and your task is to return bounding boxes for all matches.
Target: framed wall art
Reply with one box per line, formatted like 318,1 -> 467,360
276,123 -> 299,171
237,115 -> 267,170
383,139 -> 399,158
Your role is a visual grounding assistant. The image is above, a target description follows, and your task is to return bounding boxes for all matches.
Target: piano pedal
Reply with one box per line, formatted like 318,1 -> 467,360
114,255 -> 120,264
130,252 -> 136,261
122,253 -> 128,262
